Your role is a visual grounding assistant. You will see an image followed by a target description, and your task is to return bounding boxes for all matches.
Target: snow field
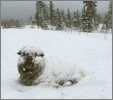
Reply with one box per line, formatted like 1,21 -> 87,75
1,28 -> 112,99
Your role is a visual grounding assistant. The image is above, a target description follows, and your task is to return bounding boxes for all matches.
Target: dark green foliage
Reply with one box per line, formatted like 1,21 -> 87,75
80,1 -> 97,32
81,15 -> 93,32
60,10 -> 66,24
55,8 -> 64,30
34,0 -> 109,32
41,20 -> 48,30
35,1 -> 81,30
56,24 -> 63,30
72,10 -> 80,28
103,1 -> 112,30
95,14 -> 103,26
35,1 -> 48,28
66,8 -> 72,28
49,0 -> 54,25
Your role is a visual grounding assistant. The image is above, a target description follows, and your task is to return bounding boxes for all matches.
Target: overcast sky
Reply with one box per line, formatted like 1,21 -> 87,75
1,1 -> 110,21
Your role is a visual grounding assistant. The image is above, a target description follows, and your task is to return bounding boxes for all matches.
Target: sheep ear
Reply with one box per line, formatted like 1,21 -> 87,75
17,51 -> 21,55
39,53 -> 44,57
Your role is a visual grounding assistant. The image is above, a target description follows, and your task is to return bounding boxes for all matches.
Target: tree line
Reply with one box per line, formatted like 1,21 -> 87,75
1,19 -> 21,28
34,0 -> 112,32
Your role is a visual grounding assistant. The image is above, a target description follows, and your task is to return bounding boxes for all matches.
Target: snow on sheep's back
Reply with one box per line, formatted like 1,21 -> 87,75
1,27 -> 112,99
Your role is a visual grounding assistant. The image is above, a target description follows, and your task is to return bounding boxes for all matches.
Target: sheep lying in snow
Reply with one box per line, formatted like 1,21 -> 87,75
17,47 -> 84,87
17,47 -> 45,86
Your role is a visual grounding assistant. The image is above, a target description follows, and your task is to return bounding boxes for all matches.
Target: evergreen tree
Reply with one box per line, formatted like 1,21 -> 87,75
80,1 -> 97,32
43,5 -> 49,21
41,3 -> 49,29
32,16 -> 36,26
35,1 -> 48,29
66,8 -> 72,28
103,0 -> 112,30
35,1 -> 43,26
55,8 -> 64,30
72,9 -> 80,28
60,10 -> 66,26
49,0 -> 55,26
95,14 -> 103,25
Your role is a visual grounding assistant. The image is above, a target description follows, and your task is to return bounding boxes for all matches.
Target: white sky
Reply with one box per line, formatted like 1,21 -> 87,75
1,1 -> 110,21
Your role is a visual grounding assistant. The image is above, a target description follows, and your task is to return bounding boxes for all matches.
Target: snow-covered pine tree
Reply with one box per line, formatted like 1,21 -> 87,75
60,10 -> 65,21
60,10 -> 66,28
41,3 -> 49,29
72,9 -> 80,29
43,4 -> 49,21
31,16 -> 36,28
95,14 -> 103,26
80,0 -> 97,32
55,8 -> 64,30
66,8 -> 72,28
103,0 -> 112,30
49,0 -> 56,26
35,1 -> 48,29
108,0 -> 112,29
35,1 -> 42,27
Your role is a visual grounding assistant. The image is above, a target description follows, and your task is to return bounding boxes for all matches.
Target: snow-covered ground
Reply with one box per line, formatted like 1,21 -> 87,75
1,27 -> 112,99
